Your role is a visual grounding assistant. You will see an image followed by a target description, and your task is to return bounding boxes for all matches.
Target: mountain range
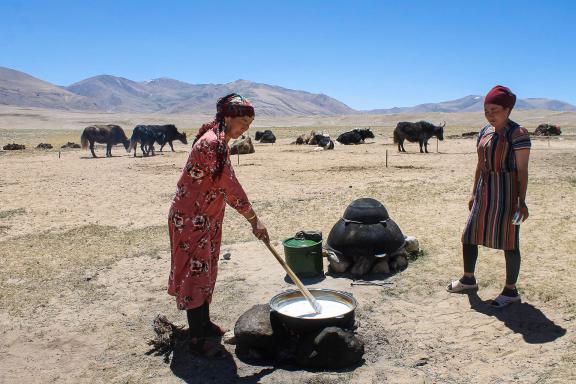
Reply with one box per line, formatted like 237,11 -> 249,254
1,66 -> 575,115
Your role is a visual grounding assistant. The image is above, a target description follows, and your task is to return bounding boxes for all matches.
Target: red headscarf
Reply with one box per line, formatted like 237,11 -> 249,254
193,93 -> 255,178
484,85 -> 516,110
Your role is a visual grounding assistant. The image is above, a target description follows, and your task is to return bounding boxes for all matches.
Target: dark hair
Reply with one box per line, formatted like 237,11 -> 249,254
193,93 -> 255,178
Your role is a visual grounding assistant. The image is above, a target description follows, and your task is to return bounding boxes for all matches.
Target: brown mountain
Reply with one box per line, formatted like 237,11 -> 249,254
66,76 -> 356,116
2,67 -> 575,115
0,67 -> 96,111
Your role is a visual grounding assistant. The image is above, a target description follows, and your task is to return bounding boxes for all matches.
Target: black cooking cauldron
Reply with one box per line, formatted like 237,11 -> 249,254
325,198 -> 405,261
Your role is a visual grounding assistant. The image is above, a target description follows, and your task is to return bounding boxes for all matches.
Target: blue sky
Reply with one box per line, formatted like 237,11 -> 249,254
1,0 -> 575,109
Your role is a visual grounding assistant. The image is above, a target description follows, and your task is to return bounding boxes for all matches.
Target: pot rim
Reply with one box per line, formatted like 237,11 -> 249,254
268,288 -> 357,320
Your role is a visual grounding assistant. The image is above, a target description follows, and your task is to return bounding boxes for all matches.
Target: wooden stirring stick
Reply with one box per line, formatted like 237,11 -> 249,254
263,240 -> 322,314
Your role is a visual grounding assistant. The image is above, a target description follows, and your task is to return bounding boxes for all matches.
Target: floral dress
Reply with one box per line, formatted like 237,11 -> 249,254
168,129 -> 252,310
462,120 -> 531,250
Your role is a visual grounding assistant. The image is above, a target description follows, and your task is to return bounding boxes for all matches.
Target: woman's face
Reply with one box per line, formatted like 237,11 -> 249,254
484,103 -> 510,129
224,116 -> 254,139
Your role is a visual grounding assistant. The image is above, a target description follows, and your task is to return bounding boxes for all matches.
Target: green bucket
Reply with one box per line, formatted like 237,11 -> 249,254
282,237 -> 323,277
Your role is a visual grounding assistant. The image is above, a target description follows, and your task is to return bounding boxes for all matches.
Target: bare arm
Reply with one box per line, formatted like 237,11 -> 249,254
515,148 -> 530,221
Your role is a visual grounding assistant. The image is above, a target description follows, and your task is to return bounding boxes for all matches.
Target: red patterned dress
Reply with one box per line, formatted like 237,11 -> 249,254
462,121 -> 531,250
168,129 -> 252,310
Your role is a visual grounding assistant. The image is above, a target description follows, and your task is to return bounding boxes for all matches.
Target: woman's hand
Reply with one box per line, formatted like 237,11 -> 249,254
252,218 -> 269,243
468,195 -> 476,211
517,201 -> 529,222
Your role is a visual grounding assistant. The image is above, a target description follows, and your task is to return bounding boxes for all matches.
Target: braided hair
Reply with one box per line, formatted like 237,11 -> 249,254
193,93 -> 255,178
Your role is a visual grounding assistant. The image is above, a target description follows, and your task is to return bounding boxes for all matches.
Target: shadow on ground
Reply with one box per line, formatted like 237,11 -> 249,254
466,292 -> 567,344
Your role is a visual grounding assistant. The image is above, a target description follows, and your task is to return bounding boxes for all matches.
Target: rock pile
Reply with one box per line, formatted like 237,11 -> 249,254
36,143 -> 53,149
233,304 -> 364,369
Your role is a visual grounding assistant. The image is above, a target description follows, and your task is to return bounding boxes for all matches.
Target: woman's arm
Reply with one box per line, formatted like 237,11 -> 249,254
515,148 -> 530,221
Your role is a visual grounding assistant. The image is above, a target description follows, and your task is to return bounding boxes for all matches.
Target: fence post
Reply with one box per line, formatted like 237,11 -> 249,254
386,149 -> 388,168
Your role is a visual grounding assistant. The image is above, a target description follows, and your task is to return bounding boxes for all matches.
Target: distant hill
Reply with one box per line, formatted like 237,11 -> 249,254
0,67 -> 96,111
364,95 -> 576,114
66,76 -> 355,116
1,66 -> 575,115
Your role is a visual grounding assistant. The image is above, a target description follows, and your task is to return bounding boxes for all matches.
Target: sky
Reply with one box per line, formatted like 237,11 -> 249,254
1,0 -> 575,110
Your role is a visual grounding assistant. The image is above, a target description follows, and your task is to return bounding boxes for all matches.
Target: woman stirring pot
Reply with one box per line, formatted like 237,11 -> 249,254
167,93 -> 269,356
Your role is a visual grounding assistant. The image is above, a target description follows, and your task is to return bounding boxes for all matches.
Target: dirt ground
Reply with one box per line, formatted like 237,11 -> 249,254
1,106 -> 575,383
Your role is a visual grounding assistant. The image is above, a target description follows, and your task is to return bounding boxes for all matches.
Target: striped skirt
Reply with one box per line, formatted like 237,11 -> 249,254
462,171 -> 519,250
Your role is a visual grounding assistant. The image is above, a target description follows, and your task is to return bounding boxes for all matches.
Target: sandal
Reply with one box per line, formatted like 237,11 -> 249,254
446,280 -> 478,293
491,294 -> 521,308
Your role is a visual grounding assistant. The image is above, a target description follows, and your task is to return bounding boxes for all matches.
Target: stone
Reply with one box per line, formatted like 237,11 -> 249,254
327,252 -> 351,273
222,252 -> 231,260
36,143 -> 53,150
350,256 -> 375,276
234,304 -> 275,351
370,260 -> 390,274
404,236 -> 420,253
295,327 -> 364,369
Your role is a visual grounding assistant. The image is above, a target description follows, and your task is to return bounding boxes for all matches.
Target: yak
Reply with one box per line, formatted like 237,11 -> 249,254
80,124 -> 130,158
230,135 -> 255,155
313,133 -> 335,150
394,121 -> 445,153
128,125 -> 161,157
255,130 -> 276,144
128,124 -> 187,157
152,124 -> 188,152
336,128 -> 375,145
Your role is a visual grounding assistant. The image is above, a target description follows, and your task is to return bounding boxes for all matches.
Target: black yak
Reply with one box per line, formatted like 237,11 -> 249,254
336,128 -> 375,145
394,121 -> 445,153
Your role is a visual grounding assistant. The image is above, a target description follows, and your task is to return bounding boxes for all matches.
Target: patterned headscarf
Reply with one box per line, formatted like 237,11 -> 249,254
484,85 -> 516,111
194,93 -> 255,178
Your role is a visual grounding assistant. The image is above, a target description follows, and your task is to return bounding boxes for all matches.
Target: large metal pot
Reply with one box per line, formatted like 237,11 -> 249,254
269,288 -> 357,332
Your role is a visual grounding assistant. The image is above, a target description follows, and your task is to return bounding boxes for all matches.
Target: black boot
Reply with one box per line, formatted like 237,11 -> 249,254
202,301 -> 226,337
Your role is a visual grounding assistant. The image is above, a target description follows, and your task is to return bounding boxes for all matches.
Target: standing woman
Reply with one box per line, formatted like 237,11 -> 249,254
168,93 -> 269,355
447,85 -> 531,308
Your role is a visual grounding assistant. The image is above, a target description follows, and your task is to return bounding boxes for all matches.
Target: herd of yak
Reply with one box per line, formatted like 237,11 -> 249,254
78,121 -> 448,158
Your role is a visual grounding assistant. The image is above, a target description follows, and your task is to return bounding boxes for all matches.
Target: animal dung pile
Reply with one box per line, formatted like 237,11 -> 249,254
233,304 -> 364,369
533,124 -> 561,136
230,135 -> 255,155
61,142 -> 81,149
3,143 -> 25,150
325,198 -> 419,277
36,143 -> 53,149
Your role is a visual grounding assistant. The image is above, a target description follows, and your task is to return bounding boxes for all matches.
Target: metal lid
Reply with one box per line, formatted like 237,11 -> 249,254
283,238 -> 320,248
343,197 -> 390,224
